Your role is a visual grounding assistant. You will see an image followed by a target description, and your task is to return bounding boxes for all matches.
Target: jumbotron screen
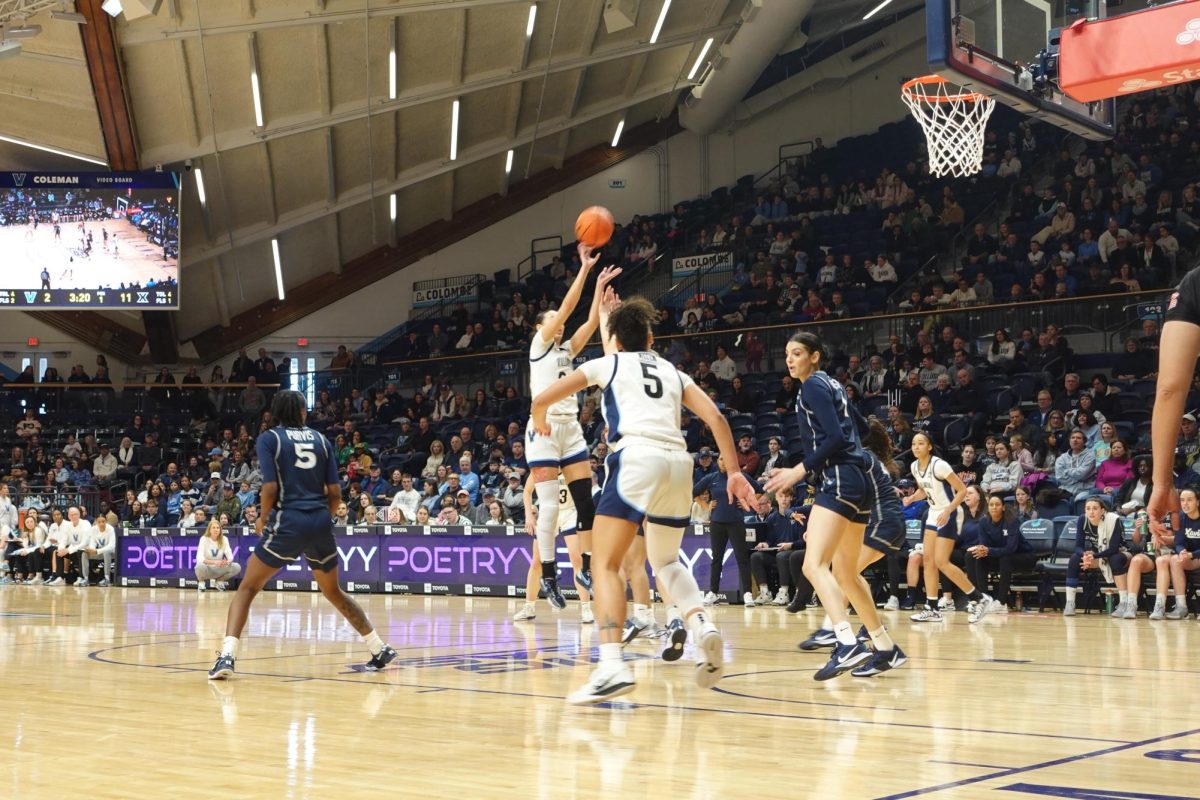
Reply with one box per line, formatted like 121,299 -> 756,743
0,171 -> 179,309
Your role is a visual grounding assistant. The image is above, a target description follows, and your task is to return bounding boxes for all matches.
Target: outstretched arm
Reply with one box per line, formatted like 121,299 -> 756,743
597,286 -> 621,355
538,244 -> 600,345
570,265 -> 623,354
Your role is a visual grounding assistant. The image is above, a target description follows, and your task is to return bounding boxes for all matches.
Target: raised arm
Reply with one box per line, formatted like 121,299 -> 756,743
597,286 -> 621,355
538,243 -> 600,345
570,265 -> 623,355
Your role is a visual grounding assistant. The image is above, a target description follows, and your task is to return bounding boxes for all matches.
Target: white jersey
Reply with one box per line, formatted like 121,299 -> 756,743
578,352 -> 692,453
530,335 -> 579,422
911,456 -> 956,512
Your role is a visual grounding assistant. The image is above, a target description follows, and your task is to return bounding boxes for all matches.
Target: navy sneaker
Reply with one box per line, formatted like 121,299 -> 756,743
899,597 -> 915,611
851,645 -> 908,677
621,617 -> 647,645
541,577 -> 567,610
814,641 -> 873,681
364,645 -> 398,672
856,625 -> 871,644
661,618 -> 687,662
798,628 -> 838,651
576,568 -> 593,593
207,654 -> 235,681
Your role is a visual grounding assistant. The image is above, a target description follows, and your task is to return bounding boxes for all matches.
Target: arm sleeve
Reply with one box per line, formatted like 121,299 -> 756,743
577,355 -> 618,390
1075,517 -> 1087,554
257,431 -> 278,485
1174,526 -> 1187,554
800,379 -> 851,474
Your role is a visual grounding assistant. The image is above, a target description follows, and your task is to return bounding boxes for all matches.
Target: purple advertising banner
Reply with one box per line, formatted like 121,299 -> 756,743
117,524 -> 743,596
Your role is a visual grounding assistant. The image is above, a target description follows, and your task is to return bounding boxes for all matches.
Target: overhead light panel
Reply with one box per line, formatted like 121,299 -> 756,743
4,24 -> 42,39
249,40 -> 264,128
388,22 -> 397,100
449,99 -> 460,161
101,0 -> 122,17
861,0 -> 894,20
194,168 -> 206,206
272,238 -> 285,301
0,40 -> 20,60
389,192 -> 397,222
611,117 -> 625,147
649,0 -> 671,44
0,133 -> 108,165
51,11 -> 87,23
688,37 -> 713,80
504,149 -> 514,174
526,3 -> 537,37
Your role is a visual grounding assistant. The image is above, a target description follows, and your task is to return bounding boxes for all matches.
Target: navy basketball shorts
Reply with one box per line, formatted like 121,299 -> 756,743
255,509 -> 338,572
812,463 -> 871,525
925,507 -> 964,541
1167,266 -> 1200,326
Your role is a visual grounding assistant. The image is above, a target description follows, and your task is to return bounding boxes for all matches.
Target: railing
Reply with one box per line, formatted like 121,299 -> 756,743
753,139 -> 815,193
516,235 -> 565,283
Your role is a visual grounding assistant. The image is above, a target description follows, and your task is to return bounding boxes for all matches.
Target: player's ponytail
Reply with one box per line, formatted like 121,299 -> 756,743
863,416 -> 900,477
271,390 -> 307,428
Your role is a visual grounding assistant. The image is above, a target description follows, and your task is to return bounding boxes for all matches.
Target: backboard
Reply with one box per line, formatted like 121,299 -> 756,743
926,0 -> 1115,140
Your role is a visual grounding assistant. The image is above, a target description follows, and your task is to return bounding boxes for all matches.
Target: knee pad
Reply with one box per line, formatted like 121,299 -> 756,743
567,478 -> 594,532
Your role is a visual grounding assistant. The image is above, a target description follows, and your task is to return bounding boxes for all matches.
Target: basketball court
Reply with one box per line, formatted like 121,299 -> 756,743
2,588 -> 1195,799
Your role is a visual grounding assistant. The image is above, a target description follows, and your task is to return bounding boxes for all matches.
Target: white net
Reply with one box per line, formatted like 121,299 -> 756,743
901,76 -> 996,178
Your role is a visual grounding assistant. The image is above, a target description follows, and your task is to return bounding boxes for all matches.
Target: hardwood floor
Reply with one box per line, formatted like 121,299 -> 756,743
2,586 -> 1196,799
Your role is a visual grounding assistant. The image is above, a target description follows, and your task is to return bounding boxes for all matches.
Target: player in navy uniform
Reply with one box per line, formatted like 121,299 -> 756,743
1150,268 -> 1200,536
208,391 -> 396,680
764,332 -> 900,680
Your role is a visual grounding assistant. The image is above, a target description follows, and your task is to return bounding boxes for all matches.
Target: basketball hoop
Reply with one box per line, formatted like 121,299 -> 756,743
901,75 -> 996,178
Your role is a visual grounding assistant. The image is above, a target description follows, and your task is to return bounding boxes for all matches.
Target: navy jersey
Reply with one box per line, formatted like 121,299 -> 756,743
793,371 -> 867,476
1175,512 -> 1200,559
257,427 -> 338,513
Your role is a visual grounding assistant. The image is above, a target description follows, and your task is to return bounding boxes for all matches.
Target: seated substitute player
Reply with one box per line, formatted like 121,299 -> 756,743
531,290 -> 755,705
526,248 -> 621,606
208,391 -> 397,680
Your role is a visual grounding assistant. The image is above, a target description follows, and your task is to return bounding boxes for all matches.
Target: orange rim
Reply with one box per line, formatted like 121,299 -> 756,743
901,74 -> 987,103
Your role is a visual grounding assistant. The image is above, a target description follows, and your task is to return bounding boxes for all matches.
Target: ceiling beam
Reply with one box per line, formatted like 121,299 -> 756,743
448,8 -> 466,87
315,23 -> 332,117
325,128 -> 336,203
136,22 -> 732,164
77,0 -> 139,171
551,129 -> 569,170
582,0 -> 605,56
622,52 -> 648,99
188,113 -> 680,360
260,143 -> 277,225
565,66 -> 586,119
442,171 -> 455,223
174,39 -> 200,149
181,78 -> 689,265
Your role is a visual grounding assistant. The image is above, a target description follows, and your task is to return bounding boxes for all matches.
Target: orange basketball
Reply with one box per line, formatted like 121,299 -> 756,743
575,206 -> 614,248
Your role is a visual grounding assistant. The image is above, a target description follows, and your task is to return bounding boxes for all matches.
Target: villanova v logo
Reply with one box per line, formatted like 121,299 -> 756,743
11,173 -> 26,187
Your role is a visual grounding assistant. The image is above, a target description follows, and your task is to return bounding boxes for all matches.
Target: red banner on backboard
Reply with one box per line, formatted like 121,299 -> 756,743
1060,1 -> 1200,103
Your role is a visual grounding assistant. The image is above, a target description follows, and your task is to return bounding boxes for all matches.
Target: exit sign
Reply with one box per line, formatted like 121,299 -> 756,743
608,178 -> 626,189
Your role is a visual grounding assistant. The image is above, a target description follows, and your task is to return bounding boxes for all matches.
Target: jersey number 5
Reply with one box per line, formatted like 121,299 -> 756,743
294,442 -> 317,469
641,363 -> 663,398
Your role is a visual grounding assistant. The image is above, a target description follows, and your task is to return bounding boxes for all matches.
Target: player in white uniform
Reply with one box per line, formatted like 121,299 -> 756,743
903,431 -> 997,624
531,291 -> 754,705
527,243 -> 621,609
514,475 -> 594,623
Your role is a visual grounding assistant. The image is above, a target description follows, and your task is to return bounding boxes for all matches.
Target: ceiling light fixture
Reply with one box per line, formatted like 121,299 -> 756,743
504,149 -> 514,174
449,99 -> 460,161
861,0 -> 894,21
526,3 -> 537,37
649,0 -> 671,44
687,37 -> 713,80
50,11 -> 87,23
272,238 -> 285,301
611,117 -> 625,147
194,167 -> 206,206
0,133 -> 108,165
389,192 -> 397,222
101,0 -> 122,17
249,41 -> 264,128
388,21 -> 397,100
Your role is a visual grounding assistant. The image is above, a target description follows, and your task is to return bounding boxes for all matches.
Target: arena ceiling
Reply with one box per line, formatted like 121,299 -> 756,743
0,0 -> 920,358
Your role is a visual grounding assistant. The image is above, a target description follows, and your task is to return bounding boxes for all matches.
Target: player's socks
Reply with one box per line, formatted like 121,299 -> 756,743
363,630 -> 384,657
582,552 -> 591,573
832,621 -> 856,647
541,561 -> 557,580
926,596 -> 939,610
599,642 -> 623,664
221,636 -> 239,658
869,626 -> 894,651
821,614 -> 833,630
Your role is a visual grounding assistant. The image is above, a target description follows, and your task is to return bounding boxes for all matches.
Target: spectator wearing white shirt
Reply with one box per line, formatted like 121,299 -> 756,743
92,444 -> 118,485
52,506 -> 91,586
996,149 -> 1022,179
868,254 -> 898,286
710,345 -> 737,382
388,474 -> 421,523
178,500 -> 199,529
947,278 -> 977,306
195,519 -> 240,591
82,516 -> 116,586
1098,219 -> 1133,264
13,512 -> 47,584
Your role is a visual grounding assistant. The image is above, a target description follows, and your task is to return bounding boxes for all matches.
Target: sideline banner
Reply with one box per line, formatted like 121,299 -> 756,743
116,524 -> 741,596
671,250 -> 733,278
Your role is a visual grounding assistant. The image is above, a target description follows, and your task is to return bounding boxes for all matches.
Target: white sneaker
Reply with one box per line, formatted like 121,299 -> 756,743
937,596 -> 954,611
513,602 -> 536,621
1121,602 -> 1138,619
911,607 -> 943,622
567,661 -> 636,705
197,582 -> 206,593
754,587 -> 772,605
1149,603 -> 1166,621
1110,599 -> 1125,617
990,602 -> 1009,615
1062,602 -> 1076,617
97,579 -> 109,587
1167,603 -> 1188,620
743,591 -> 756,607
884,595 -> 900,611
580,602 -> 594,624
692,615 -> 724,689
215,582 -> 227,592
30,577 -> 43,585
967,594 -> 995,624
702,591 -> 718,606
772,588 -> 789,606
48,577 -> 64,586
75,579 -> 89,588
